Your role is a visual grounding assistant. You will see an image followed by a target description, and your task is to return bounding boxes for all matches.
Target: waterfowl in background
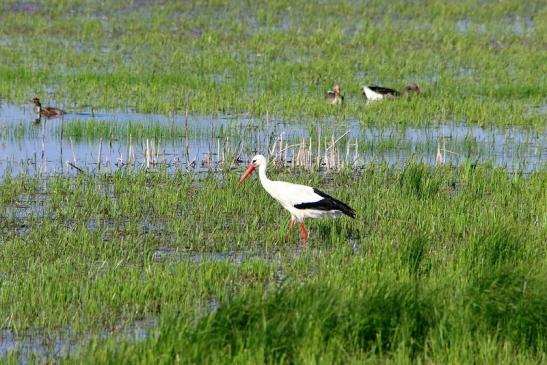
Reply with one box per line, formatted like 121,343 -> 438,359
325,84 -> 344,105
31,97 -> 65,118
362,83 -> 421,101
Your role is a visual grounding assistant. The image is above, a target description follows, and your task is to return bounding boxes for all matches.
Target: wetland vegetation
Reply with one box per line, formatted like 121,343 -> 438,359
1,0 -> 546,125
0,0 -> 546,363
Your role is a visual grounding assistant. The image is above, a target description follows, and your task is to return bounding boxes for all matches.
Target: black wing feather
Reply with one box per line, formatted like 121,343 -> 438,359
367,85 -> 400,96
294,188 -> 355,218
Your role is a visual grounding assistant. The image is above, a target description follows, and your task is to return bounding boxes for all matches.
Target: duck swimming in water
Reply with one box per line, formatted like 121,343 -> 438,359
32,97 -> 65,118
362,83 -> 421,101
325,84 -> 344,105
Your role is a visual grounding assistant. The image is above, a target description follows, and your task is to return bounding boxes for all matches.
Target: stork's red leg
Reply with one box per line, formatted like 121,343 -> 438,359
286,218 -> 297,241
299,223 -> 308,243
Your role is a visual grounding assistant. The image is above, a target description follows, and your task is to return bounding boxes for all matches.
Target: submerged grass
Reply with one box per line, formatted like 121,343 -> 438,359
0,0 -> 546,126
0,163 -> 545,362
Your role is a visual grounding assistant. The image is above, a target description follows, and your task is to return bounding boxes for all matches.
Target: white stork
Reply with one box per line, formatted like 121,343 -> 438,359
238,155 -> 355,243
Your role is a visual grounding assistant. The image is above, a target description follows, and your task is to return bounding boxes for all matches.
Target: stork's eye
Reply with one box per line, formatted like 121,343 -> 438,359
252,159 -> 256,164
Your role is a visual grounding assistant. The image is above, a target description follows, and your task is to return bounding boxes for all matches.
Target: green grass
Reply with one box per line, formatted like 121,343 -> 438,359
0,163 -> 545,362
58,119 -> 211,142
84,272 -> 546,364
0,0 -> 546,363
0,0 -> 546,126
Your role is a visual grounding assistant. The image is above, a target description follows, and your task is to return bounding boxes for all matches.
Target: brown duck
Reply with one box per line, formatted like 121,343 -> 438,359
32,97 -> 65,117
325,84 -> 344,105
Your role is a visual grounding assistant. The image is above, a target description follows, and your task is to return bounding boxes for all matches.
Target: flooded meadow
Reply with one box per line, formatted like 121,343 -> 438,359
0,0 -> 546,363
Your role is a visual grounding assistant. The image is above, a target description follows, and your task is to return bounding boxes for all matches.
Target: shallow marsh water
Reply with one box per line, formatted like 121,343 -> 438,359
0,319 -> 156,362
0,103 -> 545,177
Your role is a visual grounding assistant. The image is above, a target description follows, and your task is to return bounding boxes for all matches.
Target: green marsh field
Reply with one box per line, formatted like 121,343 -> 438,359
0,0 -> 546,363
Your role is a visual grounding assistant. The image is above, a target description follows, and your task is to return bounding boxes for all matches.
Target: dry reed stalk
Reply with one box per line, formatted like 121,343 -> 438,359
316,128 -> 321,169
127,134 -> 132,166
145,139 -> 150,168
436,142 -> 444,166
70,137 -> 77,166
184,103 -> 190,166
97,138 -> 103,171
40,120 -> 46,173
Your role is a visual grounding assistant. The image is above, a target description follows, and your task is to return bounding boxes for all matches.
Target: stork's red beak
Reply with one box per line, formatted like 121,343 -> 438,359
238,164 -> 255,186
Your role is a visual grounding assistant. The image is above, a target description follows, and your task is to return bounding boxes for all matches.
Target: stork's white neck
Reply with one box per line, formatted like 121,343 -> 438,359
257,162 -> 270,188
255,159 -> 279,200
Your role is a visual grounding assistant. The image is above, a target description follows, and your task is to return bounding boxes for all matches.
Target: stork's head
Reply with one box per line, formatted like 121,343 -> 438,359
238,154 -> 266,186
